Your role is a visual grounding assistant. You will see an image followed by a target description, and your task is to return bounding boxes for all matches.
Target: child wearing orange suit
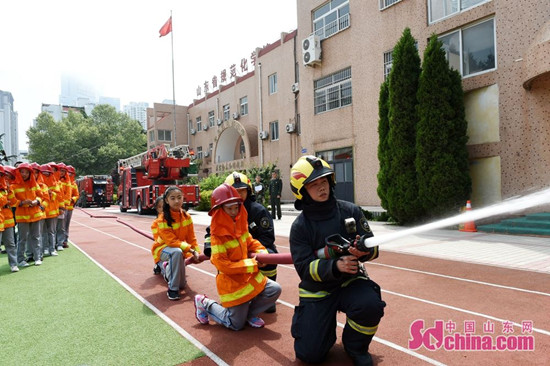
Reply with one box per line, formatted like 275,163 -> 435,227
0,166 -> 18,271
39,164 -> 61,257
193,183 -> 281,330
12,163 -> 46,266
151,186 -> 200,301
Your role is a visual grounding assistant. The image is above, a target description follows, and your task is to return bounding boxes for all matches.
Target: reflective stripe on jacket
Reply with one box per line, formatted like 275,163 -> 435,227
210,206 -> 268,308
151,209 -> 198,264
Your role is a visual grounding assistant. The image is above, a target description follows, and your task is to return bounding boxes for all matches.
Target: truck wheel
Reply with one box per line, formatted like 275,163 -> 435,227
119,203 -> 127,213
137,198 -> 144,215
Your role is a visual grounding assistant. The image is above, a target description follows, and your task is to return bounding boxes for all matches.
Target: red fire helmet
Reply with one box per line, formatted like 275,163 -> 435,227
209,183 -> 243,216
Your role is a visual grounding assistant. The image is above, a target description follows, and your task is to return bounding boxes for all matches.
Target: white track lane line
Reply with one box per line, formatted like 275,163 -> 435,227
371,262 -> 550,297
68,237 -> 228,366
73,219 -> 448,365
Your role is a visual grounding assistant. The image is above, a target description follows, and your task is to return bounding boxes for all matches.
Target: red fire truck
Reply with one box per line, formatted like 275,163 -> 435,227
116,144 -> 199,214
76,175 -> 114,207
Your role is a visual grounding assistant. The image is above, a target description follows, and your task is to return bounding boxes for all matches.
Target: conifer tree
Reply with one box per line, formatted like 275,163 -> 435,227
377,81 -> 390,210
386,28 -> 422,224
416,35 -> 471,218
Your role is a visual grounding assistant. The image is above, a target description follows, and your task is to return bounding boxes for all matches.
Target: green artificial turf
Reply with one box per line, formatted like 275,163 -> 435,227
0,246 -> 204,365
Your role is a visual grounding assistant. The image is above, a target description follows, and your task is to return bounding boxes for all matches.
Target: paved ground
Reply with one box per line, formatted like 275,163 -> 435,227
67,206 -> 550,365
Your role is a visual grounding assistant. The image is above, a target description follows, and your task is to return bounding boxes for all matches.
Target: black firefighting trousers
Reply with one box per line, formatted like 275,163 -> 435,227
291,278 -> 386,363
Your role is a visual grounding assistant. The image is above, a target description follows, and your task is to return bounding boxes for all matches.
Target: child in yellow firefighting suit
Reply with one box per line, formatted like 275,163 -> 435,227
289,156 -> 386,366
193,183 -> 281,330
151,186 -> 200,301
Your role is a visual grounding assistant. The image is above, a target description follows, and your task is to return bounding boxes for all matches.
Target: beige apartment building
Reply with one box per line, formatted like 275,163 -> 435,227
147,0 -> 550,209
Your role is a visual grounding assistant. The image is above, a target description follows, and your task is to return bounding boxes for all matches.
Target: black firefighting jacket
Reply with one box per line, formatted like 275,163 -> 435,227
289,199 -> 378,299
244,198 -> 277,252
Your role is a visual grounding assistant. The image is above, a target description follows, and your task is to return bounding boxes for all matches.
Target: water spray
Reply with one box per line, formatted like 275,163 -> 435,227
362,187 -> 550,248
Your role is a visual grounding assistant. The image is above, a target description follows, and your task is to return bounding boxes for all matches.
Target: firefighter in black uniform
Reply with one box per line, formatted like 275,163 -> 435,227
289,156 -> 385,366
204,171 -> 279,312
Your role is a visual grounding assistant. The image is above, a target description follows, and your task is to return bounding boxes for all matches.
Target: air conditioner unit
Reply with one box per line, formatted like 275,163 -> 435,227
291,82 -> 300,93
216,118 -> 222,126
285,123 -> 296,133
232,112 -> 240,120
203,125 -> 208,131
204,151 -> 210,157
259,131 -> 269,140
190,128 -> 196,135
302,34 -> 321,66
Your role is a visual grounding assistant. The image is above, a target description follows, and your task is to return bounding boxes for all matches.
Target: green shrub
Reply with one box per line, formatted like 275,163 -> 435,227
196,189 -> 213,211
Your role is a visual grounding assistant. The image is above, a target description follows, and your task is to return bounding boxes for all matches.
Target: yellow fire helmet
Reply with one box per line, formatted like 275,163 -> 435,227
224,171 -> 252,190
290,155 -> 335,200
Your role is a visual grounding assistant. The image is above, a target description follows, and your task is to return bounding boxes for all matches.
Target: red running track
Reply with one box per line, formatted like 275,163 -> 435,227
69,209 -> 550,365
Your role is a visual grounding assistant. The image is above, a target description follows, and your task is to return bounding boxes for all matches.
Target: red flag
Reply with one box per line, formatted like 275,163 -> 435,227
159,16 -> 172,37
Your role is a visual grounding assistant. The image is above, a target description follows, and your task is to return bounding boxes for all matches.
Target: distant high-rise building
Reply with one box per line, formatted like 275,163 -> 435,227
59,74 -> 97,107
0,90 -> 20,164
124,102 -> 149,130
99,96 -> 121,111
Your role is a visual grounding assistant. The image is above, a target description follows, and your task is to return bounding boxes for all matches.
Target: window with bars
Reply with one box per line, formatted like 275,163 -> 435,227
383,50 -> 393,81
439,18 -> 495,77
313,0 -> 350,40
223,104 -> 230,121
270,121 -> 279,141
240,96 -> 248,116
208,110 -> 215,127
268,73 -> 277,95
428,0 -> 488,23
196,116 -> 202,132
157,129 -> 172,141
314,67 -> 352,114
379,0 -> 402,10
197,146 -> 203,159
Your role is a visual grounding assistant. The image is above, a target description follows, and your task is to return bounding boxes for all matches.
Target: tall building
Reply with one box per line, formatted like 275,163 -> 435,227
148,0 -> 550,211
59,74 -> 97,107
124,102 -> 149,130
99,96 -> 121,111
0,90 -> 20,164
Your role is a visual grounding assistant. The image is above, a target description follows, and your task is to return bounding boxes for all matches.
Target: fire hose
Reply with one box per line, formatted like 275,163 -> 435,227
77,208 -> 294,265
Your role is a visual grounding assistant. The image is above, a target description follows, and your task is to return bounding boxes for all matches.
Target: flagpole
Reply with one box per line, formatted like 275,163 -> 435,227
170,10 -> 177,147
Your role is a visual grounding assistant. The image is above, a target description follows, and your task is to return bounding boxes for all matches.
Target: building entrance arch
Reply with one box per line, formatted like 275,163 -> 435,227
213,120 -> 258,173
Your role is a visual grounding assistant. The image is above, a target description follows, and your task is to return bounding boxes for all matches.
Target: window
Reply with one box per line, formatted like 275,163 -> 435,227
439,18 -> 495,77
157,129 -> 172,141
270,121 -> 279,141
313,0 -> 350,40
429,0 -> 488,23
209,143 -> 213,155
268,73 -> 277,95
240,96 -> 248,116
223,104 -> 230,121
196,116 -> 202,132
197,146 -> 203,159
383,50 -> 393,81
314,67 -> 352,114
208,110 -> 215,127
149,130 -> 155,142
380,0 -> 402,10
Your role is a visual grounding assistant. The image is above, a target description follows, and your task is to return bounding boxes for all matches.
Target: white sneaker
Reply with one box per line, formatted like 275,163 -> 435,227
11,266 -> 19,272
51,250 -> 59,256
35,260 -> 43,266
44,249 -> 50,256
57,245 -> 64,251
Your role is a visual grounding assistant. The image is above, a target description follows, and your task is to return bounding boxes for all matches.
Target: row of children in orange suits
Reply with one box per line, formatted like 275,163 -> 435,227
0,162 -> 78,272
